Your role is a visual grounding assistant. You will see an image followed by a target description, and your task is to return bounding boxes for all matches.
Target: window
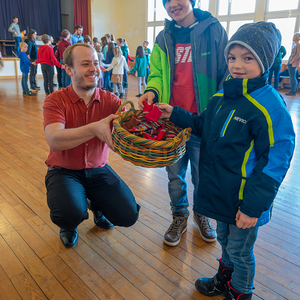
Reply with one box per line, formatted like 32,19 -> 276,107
228,20 -> 253,39
231,0 -> 256,15
200,0 -> 209,11
218,0 -> 229,16
155,0 -> 169,21
268,0 -> 299,12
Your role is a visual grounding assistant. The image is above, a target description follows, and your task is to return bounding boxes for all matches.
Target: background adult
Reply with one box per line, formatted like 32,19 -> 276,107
8,16 -> 22,56
268,45 -> 286,90
71,25 -> 84,45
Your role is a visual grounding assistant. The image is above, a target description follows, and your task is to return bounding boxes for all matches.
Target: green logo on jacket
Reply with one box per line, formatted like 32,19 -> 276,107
201,52 -> 211,56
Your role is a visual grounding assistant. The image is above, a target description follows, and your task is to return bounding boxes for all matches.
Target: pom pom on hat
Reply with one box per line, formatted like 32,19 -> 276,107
224,21 -> 281,74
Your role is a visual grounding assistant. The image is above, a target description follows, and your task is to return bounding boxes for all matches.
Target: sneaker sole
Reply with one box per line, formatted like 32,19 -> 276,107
193,215 -> 216,243
163,227 -> 187,246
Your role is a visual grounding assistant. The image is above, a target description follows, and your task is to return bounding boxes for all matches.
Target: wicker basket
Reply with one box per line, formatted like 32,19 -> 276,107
112,100 -> 191,168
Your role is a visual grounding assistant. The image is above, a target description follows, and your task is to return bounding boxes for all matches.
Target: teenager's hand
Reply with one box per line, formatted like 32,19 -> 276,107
138,91 -> 155,110
235,210 -> 257,229
157,103 -> 173,119
32,62 -> 36,65
92,114 -> 119,151
61,65 -> 66,70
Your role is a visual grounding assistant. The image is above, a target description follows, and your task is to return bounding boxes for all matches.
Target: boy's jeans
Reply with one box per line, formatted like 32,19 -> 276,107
217,221 -> 259,294
288,63 -> 297,92
21,72 -> 30,93
166,134 -> 200,216
41,64 -> 54,94
14,36 -> 22,54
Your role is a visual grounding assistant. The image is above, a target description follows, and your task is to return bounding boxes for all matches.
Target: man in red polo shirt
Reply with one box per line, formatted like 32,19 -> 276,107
43,43 -> 140,248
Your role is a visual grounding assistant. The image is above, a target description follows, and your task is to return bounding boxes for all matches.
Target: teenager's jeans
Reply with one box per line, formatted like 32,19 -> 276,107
268,64 -> 281,89
60,58 -> 71,88
29,62 -> 37,88
21,72 -> 29,93
217,221 -> 259,294
45,165 -> 140,230
14,36 -> 22,54
166,134 -> 200,217
288,63 -> 297,92
41,64 -> 54,94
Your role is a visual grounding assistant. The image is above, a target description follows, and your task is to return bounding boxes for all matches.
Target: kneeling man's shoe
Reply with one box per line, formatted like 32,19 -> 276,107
60,228 -> 78,248
93,211 -> 114,229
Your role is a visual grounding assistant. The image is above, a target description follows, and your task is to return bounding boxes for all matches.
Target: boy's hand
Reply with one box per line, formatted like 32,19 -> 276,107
138,91 -> 155,110
61,65 -> 65,70
235,210 -> 257,229
157,103 -> 173,119
32,62 -> 36,65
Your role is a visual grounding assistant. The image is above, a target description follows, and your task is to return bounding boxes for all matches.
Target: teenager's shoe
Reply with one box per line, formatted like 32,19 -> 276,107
30,87 -> 38,91
26,91 -> 36,96
163,212 -> 188,246
119,93 -> 124,99
195,258 -> 233,296
53,83 -> 58,87
224,282 -> 252,300
34,85 -> 41,89
109,88 -> 114,92
135,94 -> 143,97
193,212 -> 216,242
60,228 -> 78,248
285,91 -> 296,96
93,211 -> 114,229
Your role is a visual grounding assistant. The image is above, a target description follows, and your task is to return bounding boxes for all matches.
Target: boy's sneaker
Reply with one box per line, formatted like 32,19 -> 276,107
26,91 -> 36,96
163,212 -> 188,246
34,85 -> 41,89
119,93 -> 124,99
109,88 -> 114,92
30,87 -> 38,91
224,282 -> 252,300
193,212 -> 216,242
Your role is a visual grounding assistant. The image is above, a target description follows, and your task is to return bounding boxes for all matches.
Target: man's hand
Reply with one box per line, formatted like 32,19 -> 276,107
138,91 -> 155,110
235,210 -> 257,229
157,103 -> 173,119
91,114 -> 119,151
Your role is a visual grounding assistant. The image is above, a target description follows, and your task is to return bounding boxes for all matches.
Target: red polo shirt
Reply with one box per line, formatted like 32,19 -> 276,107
43,85 -> 122,170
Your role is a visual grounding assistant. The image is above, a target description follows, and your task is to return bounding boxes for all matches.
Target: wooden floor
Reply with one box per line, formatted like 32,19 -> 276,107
0,75 -> 299,300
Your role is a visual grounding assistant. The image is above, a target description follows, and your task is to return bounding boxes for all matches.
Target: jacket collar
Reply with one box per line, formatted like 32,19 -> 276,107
223,73 -> 268,100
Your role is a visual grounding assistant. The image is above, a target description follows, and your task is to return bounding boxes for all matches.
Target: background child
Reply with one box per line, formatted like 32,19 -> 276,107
143,40 -> 151,83
138,0 -> 228,248
129,45 -> 147,97
100,36 -> 109,60
25,29 -> 39,91
56,29 -> 71,88
117,38 -> 129,89
105,45 -> 128,99
18,42 -> 36,96
93,37 -> 99,48
34,34 -> 64,96
158,21 -> 295,300
95,44 -> 104,89
84,35 -> 92,45
102,42 -> 115,91
268,45 -> 286,90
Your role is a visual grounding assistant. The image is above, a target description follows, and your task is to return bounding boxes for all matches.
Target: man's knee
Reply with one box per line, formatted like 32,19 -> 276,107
50,209 -> 88,230
113,204 -> 141,227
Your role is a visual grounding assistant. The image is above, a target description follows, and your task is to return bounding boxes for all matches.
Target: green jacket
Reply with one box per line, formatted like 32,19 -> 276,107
145,9 -> 228,114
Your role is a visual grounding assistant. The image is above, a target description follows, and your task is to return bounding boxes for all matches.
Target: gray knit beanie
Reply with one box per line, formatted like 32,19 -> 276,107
224,21 -> 281,74
162,0 -> 196,8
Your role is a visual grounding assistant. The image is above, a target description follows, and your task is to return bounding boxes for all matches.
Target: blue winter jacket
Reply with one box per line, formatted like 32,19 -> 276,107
18,52 -> 32,73
170,74 -> 295,226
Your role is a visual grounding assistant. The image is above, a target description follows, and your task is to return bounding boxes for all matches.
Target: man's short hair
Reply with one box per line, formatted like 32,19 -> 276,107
63,43 -> 95,67
20,42 -> 28,48
13,16 -> 18,20
42,34 -> 51,44
75,25 -> 83,30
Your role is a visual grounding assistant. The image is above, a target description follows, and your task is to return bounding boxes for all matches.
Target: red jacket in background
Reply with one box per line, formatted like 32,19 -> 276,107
35,44 -> 62,67
56,39 -> 71,60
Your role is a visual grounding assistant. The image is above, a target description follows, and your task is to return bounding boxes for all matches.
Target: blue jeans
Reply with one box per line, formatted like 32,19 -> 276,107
268,64 -> 281,90
288,63 -> 297,92
14,36 -> 22,54
29,62 -> 37,88
45,165 -> 140,230
21,72 -> 29,93
104,69 -> 113,90
60,58 -> 71,88
166,134 -> 200,217
217,221 -> 259,294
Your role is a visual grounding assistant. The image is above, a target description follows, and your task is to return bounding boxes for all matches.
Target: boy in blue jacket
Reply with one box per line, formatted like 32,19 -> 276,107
158,22 -> 295,300
18,42 -> 36,96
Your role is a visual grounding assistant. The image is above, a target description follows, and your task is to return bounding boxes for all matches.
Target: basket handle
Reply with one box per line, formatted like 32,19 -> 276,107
117,100 -> 135,113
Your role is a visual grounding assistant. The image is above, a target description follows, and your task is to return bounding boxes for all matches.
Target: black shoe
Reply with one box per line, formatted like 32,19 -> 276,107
30,87 -> 38,91
109,88 -> 114,92
53,83 -> 58,87
26,91 -> 36,96
224,282 -> 252,300
34,85 -> 41,89
119,93 -> 124,99
285,91 -> 296,96
135,94 -> 143,97
195,258 -> 233,296
59,228 -> 78,248
93,211 -> 114,229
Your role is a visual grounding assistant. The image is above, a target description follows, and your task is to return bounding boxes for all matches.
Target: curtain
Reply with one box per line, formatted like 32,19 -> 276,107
0,0 -> 62,40
73,0 -> 89,37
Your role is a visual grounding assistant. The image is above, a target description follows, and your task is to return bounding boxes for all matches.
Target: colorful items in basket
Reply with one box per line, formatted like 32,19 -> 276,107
121,102 -> 177,141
